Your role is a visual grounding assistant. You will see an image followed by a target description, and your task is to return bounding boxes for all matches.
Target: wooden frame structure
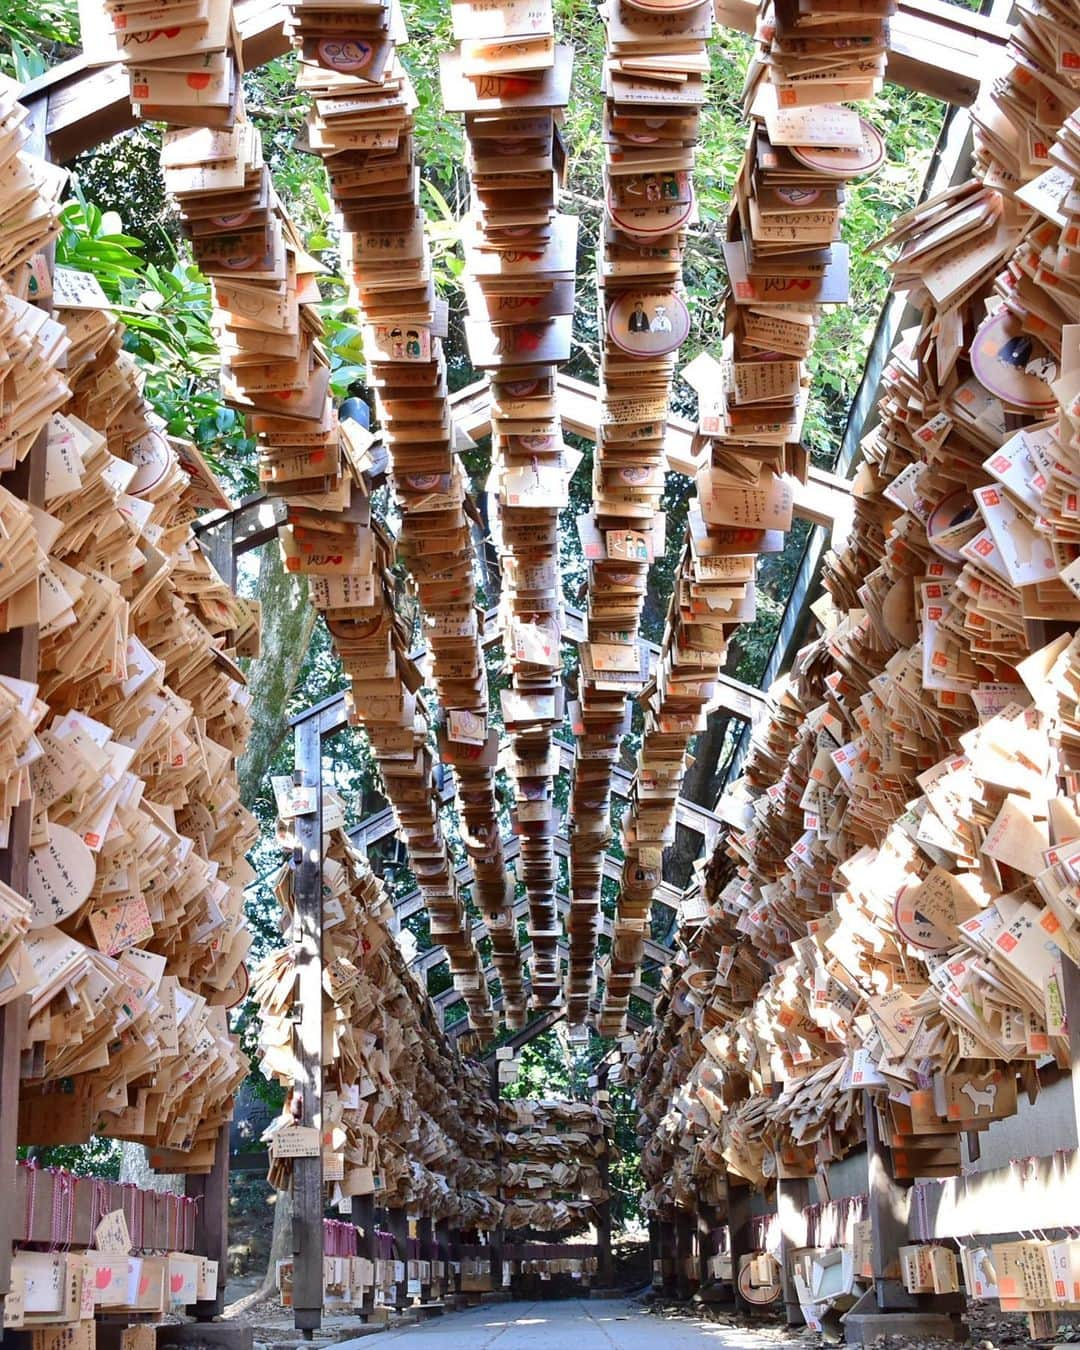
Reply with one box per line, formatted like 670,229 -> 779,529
646,16 -> 1080,1338
0,0 -> 1032,1339
0,97 -> 234,1325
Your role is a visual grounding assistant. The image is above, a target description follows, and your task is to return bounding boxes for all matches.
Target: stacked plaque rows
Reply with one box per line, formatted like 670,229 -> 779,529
87,0 -> 508,1031
283,0 -> 527,1028
441,8 -> 578,1011
586,0 -> 712,1031
0,72 -> 258,1168
633,0 -> 1080,1276
597,0 -> 891,1034
255,807 -> 503,1225
497,1098 -> 609,1235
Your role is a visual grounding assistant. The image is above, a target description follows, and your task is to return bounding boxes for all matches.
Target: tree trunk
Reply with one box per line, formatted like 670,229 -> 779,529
118,1141 -> 182,1194
663,714 -> 733,893
237,545 -> 316,808
262,1187 -> 293,1292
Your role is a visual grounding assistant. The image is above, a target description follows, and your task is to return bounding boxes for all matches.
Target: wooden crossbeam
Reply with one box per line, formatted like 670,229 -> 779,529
712,0 -> 1010,107
375,826 -> 686,921
406,887 -> 672,975
455,372 -> 853,538
908,1149 -> 1080,1241
18,0 -> 1009,164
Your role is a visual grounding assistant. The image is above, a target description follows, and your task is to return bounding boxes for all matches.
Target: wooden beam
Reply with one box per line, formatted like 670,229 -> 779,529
712,0 -> 1009,107
16,0 -> 1007,170
406,886 -> 672,974
908,1148 -> 1080,1241
480,1008 -> 564,1061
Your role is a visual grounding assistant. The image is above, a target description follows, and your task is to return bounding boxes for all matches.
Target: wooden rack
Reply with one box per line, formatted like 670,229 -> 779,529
0,86 -> 238,1327
644,23 -> 1080,1335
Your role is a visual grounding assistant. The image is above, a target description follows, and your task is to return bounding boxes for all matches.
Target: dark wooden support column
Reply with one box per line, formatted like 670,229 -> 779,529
448,1223 -> 462,1296
489,1061 -> 505,1292
648,1219 -> 661,1290
387,1206 -> 410,1309
696,1203 -> 716,1289
0,92 -> 48,1322
186,1125 -> 230,1317
417,1216 -> 434,1302
726,1181 -> 753,1314
434,1218 -> 450,1298
776,1178 -> 809,1327
1064,957 -> 1080,1139
864,1093 -> 916,1313
291,722 -> 324,1336
186,523 -> 236,1321
659,1217 -> 677,1296
674,1206 -> 695,1300
352,1193 -> 376,1319
595,1068 -> 614,1290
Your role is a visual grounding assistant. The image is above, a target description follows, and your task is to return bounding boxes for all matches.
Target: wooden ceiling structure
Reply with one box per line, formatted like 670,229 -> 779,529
17,0 -> 1016,1054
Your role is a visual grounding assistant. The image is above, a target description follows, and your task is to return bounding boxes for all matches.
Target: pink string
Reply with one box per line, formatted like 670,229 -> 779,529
47,1169 -> 75,1251
23,1159 -> 39,1246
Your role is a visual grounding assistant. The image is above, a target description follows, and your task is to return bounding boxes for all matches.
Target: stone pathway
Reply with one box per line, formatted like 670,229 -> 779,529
356,1297 -> 804,1349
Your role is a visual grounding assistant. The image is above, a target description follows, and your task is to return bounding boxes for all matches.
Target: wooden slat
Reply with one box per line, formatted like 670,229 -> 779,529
909,1149 -> 1080,1241
12,1168 -> 198,1249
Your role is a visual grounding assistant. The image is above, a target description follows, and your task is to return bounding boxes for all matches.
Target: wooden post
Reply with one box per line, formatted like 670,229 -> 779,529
1064,956 -> 1080,1138
186,522 -> 236,1322
726,1181 -> 753,1314
595,1067 -> 614,1290
417,1216 -> 433,1302
489,1061 -> 505,1292
674,1206 -> 695,1299
659,1218 -> 677,1295
352,1193 -> 376,1320
448,1223 -> 462,1297
696,1203 -> 715,1289
435,1218 -> 450,1300
648,1219 -> 661,1291
0,92 -> 49,1319
186,1125 -> 230,1318
291,721 -> 324,1336
864,1092 -> 917,1312
776,1178 -> 809,1327
387,1206 -> 409,1309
